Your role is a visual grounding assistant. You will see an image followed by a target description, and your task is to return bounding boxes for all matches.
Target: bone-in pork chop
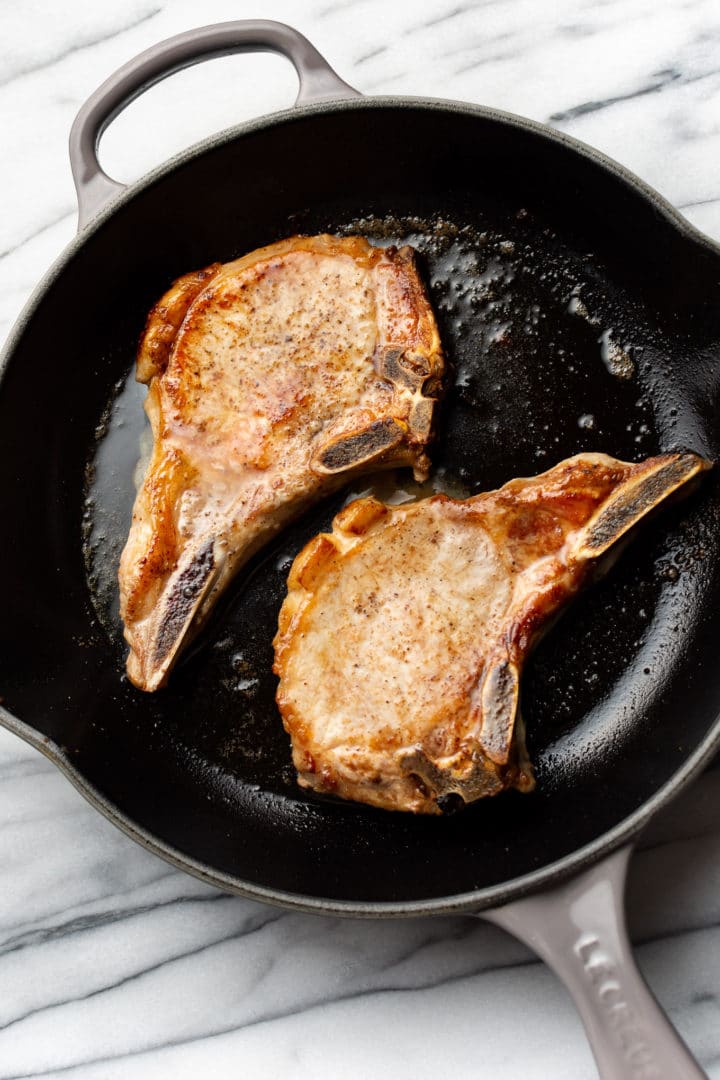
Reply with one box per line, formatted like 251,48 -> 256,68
273,452 -> 709,814
119,235 -> 445,691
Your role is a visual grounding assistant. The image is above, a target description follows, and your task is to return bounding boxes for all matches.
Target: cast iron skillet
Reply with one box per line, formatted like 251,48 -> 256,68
1,20 -> 719,1078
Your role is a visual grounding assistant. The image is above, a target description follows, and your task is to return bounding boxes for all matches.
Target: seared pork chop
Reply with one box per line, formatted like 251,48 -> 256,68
119,235 -> 445,691
274,452 -> 709,814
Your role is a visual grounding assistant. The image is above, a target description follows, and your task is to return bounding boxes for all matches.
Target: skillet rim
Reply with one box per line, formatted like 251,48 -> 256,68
1,93 -> 719,916
3,704 -> 720,917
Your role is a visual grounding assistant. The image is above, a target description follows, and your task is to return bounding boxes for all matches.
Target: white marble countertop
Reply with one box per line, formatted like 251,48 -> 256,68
2,1 -> 720,1077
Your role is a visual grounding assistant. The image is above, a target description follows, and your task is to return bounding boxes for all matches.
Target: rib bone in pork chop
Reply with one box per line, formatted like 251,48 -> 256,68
119,235 -> 445,691
273,452 -> 709,814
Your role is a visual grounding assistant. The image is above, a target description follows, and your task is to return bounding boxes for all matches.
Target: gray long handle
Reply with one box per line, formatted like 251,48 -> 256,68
481,847 -> 705,1079
68,19 -> 360,229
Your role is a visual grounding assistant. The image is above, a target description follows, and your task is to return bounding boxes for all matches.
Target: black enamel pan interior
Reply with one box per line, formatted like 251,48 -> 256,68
1,26 -> 720,923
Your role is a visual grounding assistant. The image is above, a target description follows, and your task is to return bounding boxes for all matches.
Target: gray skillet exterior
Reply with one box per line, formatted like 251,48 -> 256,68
3,20 -> 719,1077
1,89 -> 719,917
2,618 -> 720,920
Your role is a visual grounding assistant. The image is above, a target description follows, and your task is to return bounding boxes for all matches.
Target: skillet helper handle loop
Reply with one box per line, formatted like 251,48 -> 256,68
480,846 -> 706,1080
69,19 -> 361,230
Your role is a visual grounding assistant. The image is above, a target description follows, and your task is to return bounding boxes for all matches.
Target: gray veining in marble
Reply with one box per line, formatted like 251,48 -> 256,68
1,1 -> 719,1077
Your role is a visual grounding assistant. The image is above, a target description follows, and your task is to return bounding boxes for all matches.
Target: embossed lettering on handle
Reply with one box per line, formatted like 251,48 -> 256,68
574,931 -> 660,1078
481,847 -> 706,1080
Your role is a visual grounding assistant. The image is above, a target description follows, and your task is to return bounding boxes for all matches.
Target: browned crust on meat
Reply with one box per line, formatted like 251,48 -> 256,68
273,451 -> 710,814
120,235 -> 446,691
136,264 -> 223,384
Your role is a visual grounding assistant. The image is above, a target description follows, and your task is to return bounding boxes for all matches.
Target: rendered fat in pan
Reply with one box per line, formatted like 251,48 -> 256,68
1,19 -> 719,1079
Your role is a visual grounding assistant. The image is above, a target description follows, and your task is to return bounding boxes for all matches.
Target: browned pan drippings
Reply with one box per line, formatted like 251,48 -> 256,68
82,207 -> 716,814
1,87 -> 719,907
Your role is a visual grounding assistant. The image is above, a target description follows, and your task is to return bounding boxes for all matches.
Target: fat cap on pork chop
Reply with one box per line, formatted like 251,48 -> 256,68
119,235 -> 445,691
273,451 -> 710,814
